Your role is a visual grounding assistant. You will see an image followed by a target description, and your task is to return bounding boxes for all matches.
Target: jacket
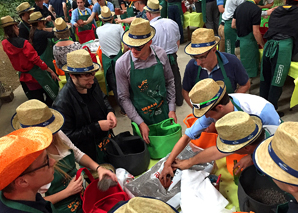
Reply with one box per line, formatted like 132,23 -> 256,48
52,77 -> 114,161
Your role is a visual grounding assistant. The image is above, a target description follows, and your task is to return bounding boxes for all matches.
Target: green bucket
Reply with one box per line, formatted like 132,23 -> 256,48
132,118 -> 182,159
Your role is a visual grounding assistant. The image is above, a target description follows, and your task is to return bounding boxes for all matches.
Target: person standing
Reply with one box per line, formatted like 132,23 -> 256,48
16,2 -> 35,40
49,0 -> 68,21
167,0 -> 184,43
34,0 -> 56,28
71,0 -> 96,32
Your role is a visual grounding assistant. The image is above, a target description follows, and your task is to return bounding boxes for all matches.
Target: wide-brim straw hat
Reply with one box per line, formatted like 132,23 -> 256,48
122,18 -> 155,47
216,111 -> 263,153
0,16 -> 18,28
144,0 -> 162,13
53,17 -> 71,33
113,197 -> 178,213
29,11 -> 46,23
62,49 -> 100,74
189,78 -> 226,118
16,2 -> 35,15
99,6 -> 115,21
11,99 -> 64,134
253,122 -> 298,186
0,127 -> 52,191
185,28 -> 220,56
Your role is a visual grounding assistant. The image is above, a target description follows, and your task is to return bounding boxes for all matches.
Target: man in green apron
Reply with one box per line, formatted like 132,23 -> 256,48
167,0 -> 184,43
96,6 -> 126,114
116,0 -> 148,24
182,28 -> 250,108
0,128 -> 57,213
232,0 -> 264,78
115,18 -> 177,144
16,2 -> 35,40
71,0 -> 96,30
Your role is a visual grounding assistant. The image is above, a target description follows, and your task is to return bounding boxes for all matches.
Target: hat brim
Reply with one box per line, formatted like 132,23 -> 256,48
184,36 -> 220,56
29,17 -> 46,23
18,7 -> 35,15
62,62 -> 100,74
216,115 -> 263,153
144,5 -> 162,12
99,12 -> 115,20
192,80 -> 226,118
53,25 -> 71,33
253,136 -> 298,186
122,26 -> 155,47
1,21 -> 18,28
11,108 -> 64,134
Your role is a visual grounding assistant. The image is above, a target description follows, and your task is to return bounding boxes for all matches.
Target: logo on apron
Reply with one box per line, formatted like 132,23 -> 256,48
275,65 -> 284,85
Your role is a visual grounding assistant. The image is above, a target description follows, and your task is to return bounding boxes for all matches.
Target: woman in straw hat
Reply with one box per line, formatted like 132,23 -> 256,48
253,122 -> 298,213
53,18 -> 82,70
16,2 -> 35,40
1,15 -> 59,107
11,99 -> 117,213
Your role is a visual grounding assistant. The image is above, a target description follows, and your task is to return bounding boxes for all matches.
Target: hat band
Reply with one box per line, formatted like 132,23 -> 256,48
19,6 -> 33,13
128,32 -> 151,39
191,40 -> 216,48
102,15 -> 113,20
67,65 -> 94,72
1,21 -> 16,26
20,114 -> 55,128
268,141 -> 298,178
56,26 -> 68,32
191,86 -> 223,110
219,124 -> 259,145
32,17 -> 44,22
146,5 -> 160,11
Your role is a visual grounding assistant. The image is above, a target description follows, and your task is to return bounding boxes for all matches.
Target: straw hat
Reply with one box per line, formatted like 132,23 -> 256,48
185,28 -> 220,56
113,197 -> 178,213
29,12 -> 46,23
11,99 -> 64,134
0,127 -> 52,191
144,0 -> 162,13
216,111 -> 263,153
189,78 -> 226,118
16,2 -> 35,15
62,49 -> 100,73
253,122 -> 298,186
53,18 -> 71,33
122,18 -> 155,47
99,6 -> 115,21
0,16 -> 18,28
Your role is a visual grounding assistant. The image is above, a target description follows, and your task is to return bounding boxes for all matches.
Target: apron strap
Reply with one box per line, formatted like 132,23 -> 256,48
21,21 -> 30,32
230,97 -> 243,111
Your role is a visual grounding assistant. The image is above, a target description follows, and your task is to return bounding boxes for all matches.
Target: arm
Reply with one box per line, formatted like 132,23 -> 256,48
253,25 -> 264,48
84,12 -> 96,25
218,5 -> 224,13
182,59 -> 197,108
182,89 -> 192,107
235,80 -> 250,93
107,2 -> 115,12
231,18 -> 236,29
258,2 -> 273,9
71,9 -> 79,27
116,16 -> 135,24
63,2 -> 68,22
262,6 -> 277,16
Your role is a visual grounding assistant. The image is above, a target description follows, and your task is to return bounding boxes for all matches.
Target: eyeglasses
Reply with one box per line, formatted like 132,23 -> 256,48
80,71 -> 96,78
191,49 -> 212,61
128,44 -> 146,51
20,155 -> 50,176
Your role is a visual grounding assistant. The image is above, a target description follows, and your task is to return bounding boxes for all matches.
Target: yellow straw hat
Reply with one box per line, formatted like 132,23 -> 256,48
122,18 -> 155,47
189,78 -> 226,118
16,2 -> 35,15
62,49 -> 100,74
0,127 -> 52,191
144,0 -> 162,13
0,16 -> 18,28
99,6 -> 115,21
29,12 -> 46,23
53,18 -> 71,33
216,111 -> 263,153
185,28 -> 220,56
11,99 -> 64,134
253,122 -> 298,186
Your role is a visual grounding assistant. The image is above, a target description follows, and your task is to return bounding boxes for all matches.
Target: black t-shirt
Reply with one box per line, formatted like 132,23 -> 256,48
49,0 -> 66,17
32,29 -> 55,55
18,21 -> 31,40
34,4 -> 55,20
233,1 -> 261,37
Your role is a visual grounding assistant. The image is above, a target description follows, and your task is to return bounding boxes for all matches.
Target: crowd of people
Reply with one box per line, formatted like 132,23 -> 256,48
0,0 -> 298,212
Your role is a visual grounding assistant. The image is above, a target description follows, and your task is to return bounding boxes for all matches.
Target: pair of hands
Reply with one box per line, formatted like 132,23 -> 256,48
139,111 -> 177,144
98,112 -> 117,131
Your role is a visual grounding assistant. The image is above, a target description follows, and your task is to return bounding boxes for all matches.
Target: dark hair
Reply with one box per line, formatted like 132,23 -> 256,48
1,182 -> 15,193
209,92 -> 230,111
286,0 -> 298,5
29,22 -> 38,45
249,129 -> 265,147
4,24 -> 18,39
138,0 -> 147,5
54,30 -> 70,39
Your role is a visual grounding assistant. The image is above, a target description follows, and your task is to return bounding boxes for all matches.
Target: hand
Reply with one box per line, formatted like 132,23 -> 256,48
205,122 -> 217,133
46,68 -> 60,81
74,23 -> 79,28
120,9 -> 126,14
46,16 -> 52,22
107,112 -> 117,128
98,120 -> 114,131
172,158 -> 192,170
65,176 -> 83,196
115,18 -> 122,24
64,17 -> 69,22
139,122 -> 150,144
159,163 -> 174,188
266,6 -> 278,16
168,111 -> 177,123
97,167 -> 118,182
233,155 -> 253,175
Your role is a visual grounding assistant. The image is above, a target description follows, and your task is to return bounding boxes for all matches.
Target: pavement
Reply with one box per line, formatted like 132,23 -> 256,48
1,42 -> 298,137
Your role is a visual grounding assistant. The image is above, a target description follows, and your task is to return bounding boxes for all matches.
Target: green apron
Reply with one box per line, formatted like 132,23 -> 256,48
159,0 -> 168,18
77,9 -> 92,32
0,191 -> 57,213
102,50 -> 122,94
167,1 -> 184,27
167,54 -> 176,65
40,38 -> 56,73
45,150 -> 82,213
231,98 -> 243,111
239,32 -> 260,78
129,50 -> 169,125
46,21 -> 54,28
195,52 -> 234,93
260,38 -> 293,87
121,2 -> 135,30
224,19 -> 237,55
201,0 -> 206,23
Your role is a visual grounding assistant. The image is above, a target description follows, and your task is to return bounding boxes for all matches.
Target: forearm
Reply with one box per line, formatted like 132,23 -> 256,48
44,189 -> 70,204
231,18 -> 236,29
164,58 -> 176,111
253,30 -> 264,48
182,89 -> 192,108
63,5 -> 68,20
235,81 -> 250,93
120,17 -> 135,24
79,154 -> 99,171
85,13 -> 95,25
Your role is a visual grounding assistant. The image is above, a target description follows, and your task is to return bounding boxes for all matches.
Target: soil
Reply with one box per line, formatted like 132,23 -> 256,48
0,43 -> 20,91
